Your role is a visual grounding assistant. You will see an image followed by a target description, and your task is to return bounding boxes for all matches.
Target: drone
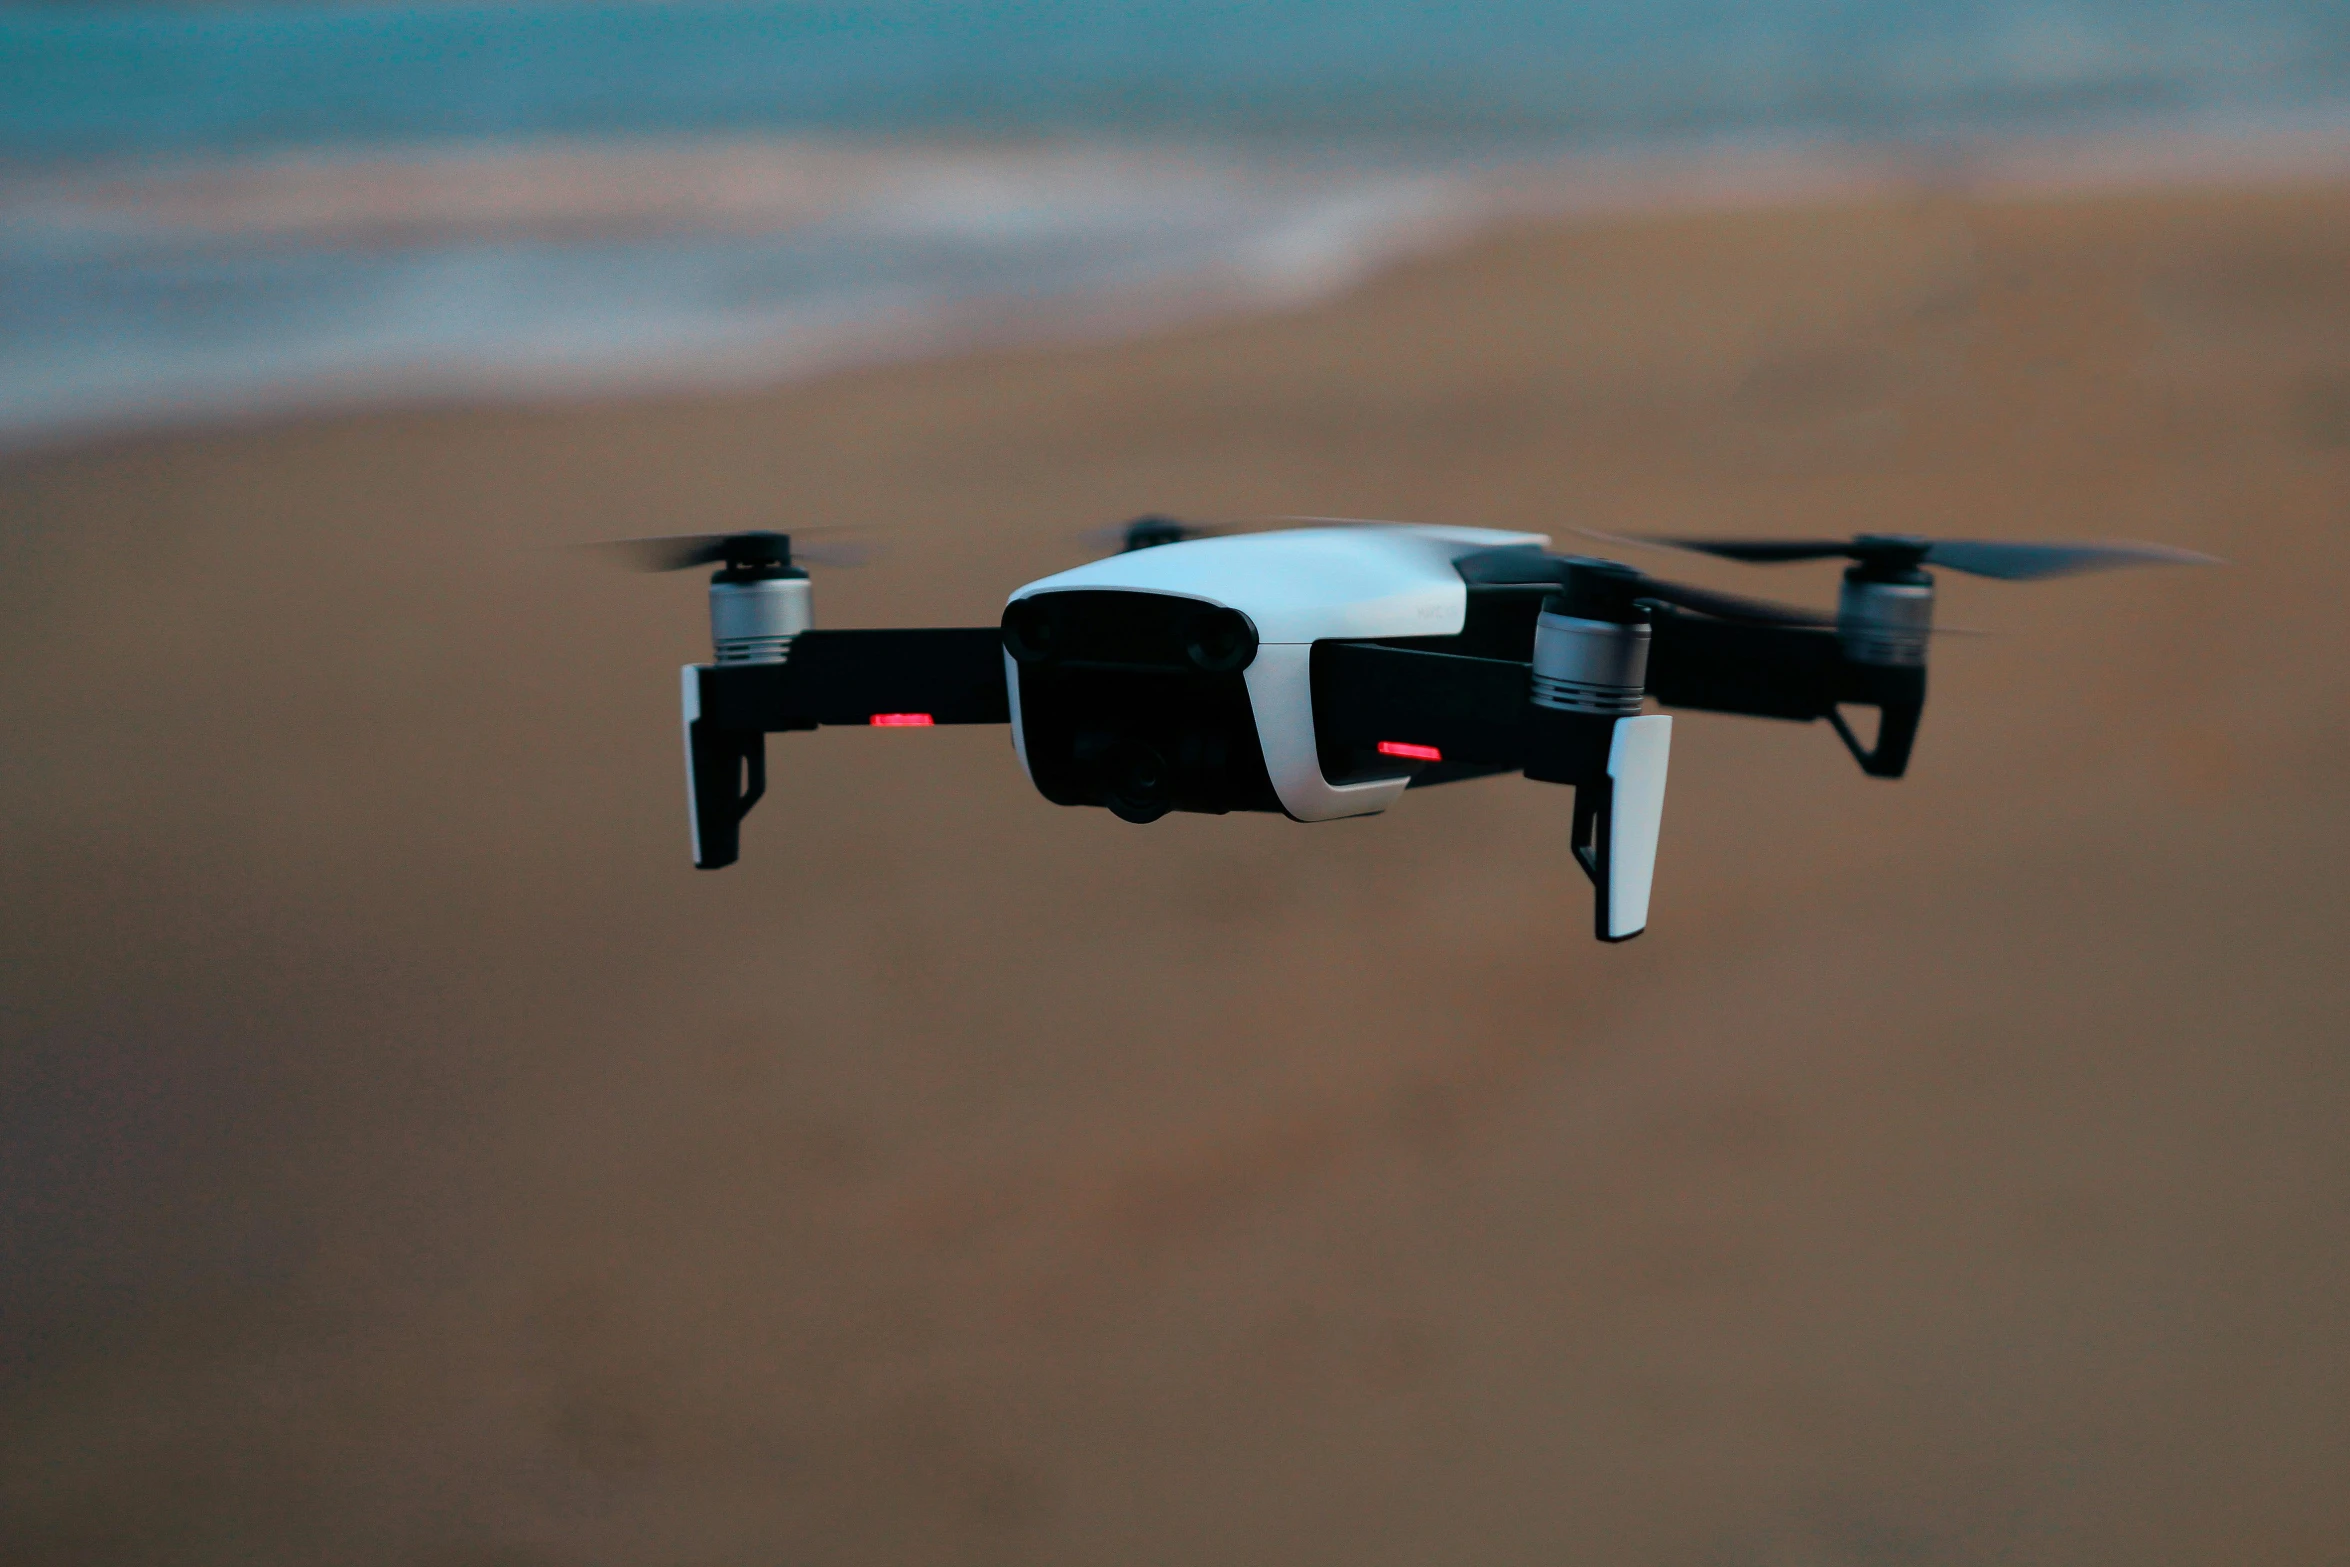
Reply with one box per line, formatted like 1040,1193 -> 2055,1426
615,518 -> 2215,941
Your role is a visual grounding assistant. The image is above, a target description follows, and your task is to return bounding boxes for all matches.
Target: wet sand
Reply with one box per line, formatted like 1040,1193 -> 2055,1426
4,178 -> 2348,1565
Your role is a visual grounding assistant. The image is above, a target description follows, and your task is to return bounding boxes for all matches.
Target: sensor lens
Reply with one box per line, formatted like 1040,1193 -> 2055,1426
1181,607 -> 1258,673
1002,598 -> 1057,663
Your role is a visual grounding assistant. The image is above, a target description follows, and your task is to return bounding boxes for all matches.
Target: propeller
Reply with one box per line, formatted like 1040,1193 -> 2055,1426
1623,573 -> 1836,628
1457,542 -> 1842,629
1105,515 -> 1846,628
588,530 -> 874,573
1632,574 -> 1996,635
1080,515 -> 1237,554
1578,529 -> 2222,580
1080,515 -> 1861,628
1085,512 -> 1473,554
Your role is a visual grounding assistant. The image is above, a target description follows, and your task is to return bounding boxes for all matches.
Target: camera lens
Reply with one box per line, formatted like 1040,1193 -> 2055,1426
1105,739 -> 1172,823
1181,606 -> 1257,673
1001,597 -> 1057,663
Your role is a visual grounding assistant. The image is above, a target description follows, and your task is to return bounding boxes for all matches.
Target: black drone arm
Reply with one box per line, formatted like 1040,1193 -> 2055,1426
1642,610 -> 1925,777
1315,614 -> 1926,784
686,628 -> 1009,868
696,628 -> 1011,729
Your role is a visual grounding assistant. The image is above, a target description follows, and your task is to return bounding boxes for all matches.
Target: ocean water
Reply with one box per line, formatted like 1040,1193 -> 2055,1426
5,0 -> 2349,443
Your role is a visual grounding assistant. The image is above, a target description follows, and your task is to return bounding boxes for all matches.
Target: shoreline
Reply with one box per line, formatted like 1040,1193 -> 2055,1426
7,114 -> 2350,459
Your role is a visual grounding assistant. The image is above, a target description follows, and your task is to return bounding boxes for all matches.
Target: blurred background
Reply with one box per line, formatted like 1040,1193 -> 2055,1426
4,2 -> 2348,1563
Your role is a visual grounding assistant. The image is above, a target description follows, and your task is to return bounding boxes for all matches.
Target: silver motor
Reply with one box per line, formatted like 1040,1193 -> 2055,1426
589,529 -> 822,665
711,573 -> 812,665
1530,602 -> 1652,715
1836,572 -> 1933,668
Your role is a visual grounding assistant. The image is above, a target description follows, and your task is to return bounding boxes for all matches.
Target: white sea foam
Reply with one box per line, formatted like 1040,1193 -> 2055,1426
3,122 -> 2347,449
0,141 -> 1479,446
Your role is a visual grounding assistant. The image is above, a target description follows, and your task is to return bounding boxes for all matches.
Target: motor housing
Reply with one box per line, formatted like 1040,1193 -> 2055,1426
711,567 -> 811,665
1837,568 -> 1933,668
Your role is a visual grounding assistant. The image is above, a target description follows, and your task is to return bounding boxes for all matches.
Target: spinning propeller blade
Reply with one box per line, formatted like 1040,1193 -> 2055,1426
1084,514 -> 1837,627
1912,539 -> 2222,579
588,530 -> 874,572
1088,513 -> 1453,555
1583,529 -> 2222,580
1269,520 -> 1843,627
1080,515 -> 1236,554
1626,576 -> 1837,628
1256,517 -> 1841,626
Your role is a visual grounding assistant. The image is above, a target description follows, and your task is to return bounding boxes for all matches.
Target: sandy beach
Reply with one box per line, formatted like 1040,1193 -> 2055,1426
4,175 -> 2348,1564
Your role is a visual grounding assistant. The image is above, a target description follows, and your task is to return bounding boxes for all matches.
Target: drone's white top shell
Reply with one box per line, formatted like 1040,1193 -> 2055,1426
1005,525 -> 1548,642
1005,525 -> 1549,822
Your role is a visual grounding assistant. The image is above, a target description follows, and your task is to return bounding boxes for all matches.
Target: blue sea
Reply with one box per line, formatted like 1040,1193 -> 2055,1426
5,0 -> 2349,444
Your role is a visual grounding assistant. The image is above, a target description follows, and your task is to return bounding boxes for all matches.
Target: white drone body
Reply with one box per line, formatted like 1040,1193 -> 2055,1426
1002,525 -> 1672,937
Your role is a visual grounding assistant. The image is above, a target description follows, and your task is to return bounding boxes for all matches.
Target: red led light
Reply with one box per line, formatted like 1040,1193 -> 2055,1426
1376,740 -> 1442,762
869,713 -> 935,727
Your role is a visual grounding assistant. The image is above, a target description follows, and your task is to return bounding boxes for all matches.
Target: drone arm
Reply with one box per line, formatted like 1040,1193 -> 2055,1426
1643,610 -> 1925,778
683,628 -> 1011,869
696,628 -> 1012,729
1642,612 -> 1838,720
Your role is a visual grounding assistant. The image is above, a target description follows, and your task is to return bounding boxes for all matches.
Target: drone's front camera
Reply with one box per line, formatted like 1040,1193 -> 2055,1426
1103,739 -> 1174,823
1181,606 -> 1258,673
1002,597 -> 1058,663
